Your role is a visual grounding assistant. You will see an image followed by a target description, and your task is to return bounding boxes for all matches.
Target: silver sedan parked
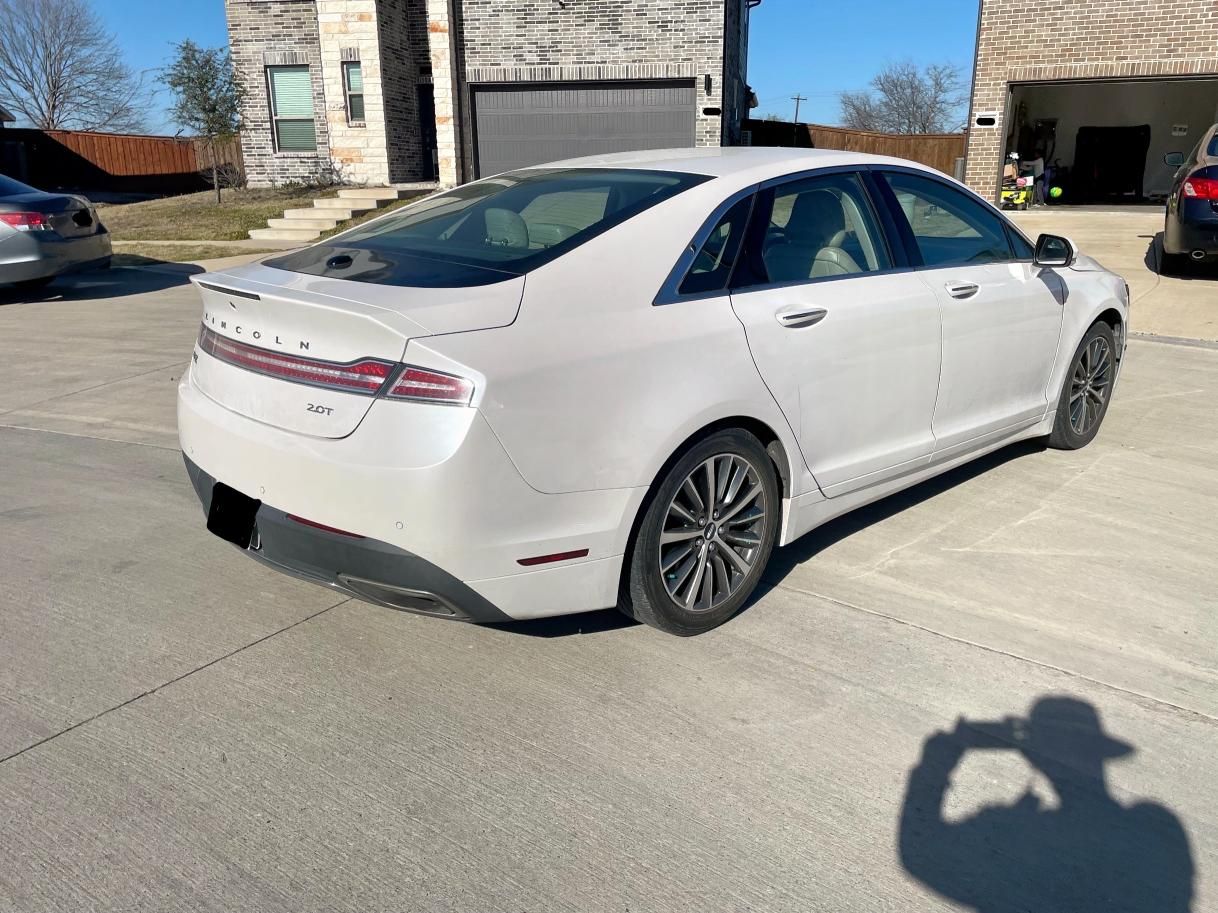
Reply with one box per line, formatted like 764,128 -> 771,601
0,174 -> 112,291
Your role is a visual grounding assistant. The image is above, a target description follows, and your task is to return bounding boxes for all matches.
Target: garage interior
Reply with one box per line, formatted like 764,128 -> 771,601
1006,77 -> 1218,203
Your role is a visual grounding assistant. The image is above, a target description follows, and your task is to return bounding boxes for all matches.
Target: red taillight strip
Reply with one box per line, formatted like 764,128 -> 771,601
197,324 -> 394,395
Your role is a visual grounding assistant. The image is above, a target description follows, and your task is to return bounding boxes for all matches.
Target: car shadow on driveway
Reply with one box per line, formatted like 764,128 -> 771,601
756,438 -> 1048,604
0,263 -> 204,306
1145,232 -> 1218,280
498,439 -> 1048,638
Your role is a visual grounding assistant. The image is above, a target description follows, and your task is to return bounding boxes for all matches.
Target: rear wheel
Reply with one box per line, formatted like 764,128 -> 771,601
1048,321 -> 1117,450
618,429 -> 779,636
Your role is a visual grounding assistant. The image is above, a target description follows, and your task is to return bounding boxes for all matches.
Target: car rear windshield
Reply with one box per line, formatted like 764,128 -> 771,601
0,175 -> 38,196
266,167 -> 709,288
1208,134 -> 1218,158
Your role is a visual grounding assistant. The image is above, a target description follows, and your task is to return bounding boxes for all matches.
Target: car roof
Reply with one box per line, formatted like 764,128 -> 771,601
531,146 -> 941,184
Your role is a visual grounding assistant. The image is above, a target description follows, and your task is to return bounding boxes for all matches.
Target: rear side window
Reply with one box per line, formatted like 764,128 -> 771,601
267,168 -> 708,287
880,171 -> 1013,267
741,171 -> 891,287
679,196 -> 752,294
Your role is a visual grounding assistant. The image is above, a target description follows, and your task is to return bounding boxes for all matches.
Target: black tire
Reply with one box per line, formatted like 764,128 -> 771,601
1048,321 -> 1117,450
1160,250 -> 1187,276
618,429 -> 780,636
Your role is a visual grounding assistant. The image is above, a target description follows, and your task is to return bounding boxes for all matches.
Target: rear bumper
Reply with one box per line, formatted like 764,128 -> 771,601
185,455 -> 513,622
0,229 -> 112,283
1165,206 -> 1218,256
178,366 -> 641,620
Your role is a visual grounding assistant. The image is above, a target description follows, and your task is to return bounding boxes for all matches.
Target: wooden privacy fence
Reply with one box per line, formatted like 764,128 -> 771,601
0,128 -> 244,194
745,120 -> 967,177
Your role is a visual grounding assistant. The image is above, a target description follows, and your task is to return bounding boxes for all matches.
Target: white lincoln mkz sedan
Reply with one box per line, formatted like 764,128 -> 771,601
179,148 -> 1128,635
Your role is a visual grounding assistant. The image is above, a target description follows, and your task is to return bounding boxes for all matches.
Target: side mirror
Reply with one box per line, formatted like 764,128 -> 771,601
1034,234 -> 1075,268
1164,152 -> 1186,168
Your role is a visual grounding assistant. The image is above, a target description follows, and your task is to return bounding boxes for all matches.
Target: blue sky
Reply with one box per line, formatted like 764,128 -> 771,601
97,0 -> 980,133
747,0 -> 980,124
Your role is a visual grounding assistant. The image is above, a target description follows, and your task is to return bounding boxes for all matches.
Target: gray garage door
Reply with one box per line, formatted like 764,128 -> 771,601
472,80 -> 697,177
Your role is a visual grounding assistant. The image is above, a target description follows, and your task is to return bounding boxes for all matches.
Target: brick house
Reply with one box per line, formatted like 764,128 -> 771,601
965,0 -> 1218,203
227,0 -> 760,188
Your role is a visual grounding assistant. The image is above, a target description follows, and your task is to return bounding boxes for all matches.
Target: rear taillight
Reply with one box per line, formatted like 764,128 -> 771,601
196,324 -> 475,403
385,366 -> 475,405
197,325 -> 393,394
1182,175 -> 1218,200
0,212 -> 51,232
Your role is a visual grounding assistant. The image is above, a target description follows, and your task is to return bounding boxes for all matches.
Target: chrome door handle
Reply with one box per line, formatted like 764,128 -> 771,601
775,307 -> 828,328
945,281 -> 980,299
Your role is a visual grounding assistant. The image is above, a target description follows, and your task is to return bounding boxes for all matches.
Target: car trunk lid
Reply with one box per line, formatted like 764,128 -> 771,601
0,191 -> 100,238
189,262 -> 524,438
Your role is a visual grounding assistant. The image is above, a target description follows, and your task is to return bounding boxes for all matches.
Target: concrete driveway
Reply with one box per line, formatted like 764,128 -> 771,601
1011,207 -> 1218,341
1,263 -> 1216,912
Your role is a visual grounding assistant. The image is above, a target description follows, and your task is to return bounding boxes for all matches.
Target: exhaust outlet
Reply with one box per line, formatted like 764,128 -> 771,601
1191,250 -> 1207,261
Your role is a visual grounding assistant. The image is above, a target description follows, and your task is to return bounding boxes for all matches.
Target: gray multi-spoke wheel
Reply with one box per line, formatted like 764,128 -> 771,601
1068,335 -> 1113,435
659,455 -> 768,613
1050,321 -> 1118,450
619,429 -> 779,635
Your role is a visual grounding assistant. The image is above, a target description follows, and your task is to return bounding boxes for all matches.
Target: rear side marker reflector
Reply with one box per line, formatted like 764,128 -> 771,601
196,324 -> 475,404
517,549 -> 590,567
287,514 -> 365,538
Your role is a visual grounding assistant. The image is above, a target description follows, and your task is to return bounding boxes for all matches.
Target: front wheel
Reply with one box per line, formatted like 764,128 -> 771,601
1048,321 -> 1117,450
618,429 -> 779,636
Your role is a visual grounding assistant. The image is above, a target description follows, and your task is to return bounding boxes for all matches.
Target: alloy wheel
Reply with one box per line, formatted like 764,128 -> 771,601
658,454 -> 769,613
1069,335 -> 1113,435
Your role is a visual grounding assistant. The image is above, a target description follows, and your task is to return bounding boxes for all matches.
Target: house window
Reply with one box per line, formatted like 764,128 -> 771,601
267,66 -> 317,152
343,62 -> 365,125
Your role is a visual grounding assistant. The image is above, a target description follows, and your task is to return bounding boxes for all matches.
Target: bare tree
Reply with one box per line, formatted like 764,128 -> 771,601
0,0 -> 145,133
839,61 -> 966,134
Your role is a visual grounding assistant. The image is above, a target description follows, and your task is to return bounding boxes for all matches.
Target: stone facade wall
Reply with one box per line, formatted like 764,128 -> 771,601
457,0 -> 730,147
227,0 -> 332,187
966,0 -> 1218,198
229,0 -> 741,186
316,0 -> 391,184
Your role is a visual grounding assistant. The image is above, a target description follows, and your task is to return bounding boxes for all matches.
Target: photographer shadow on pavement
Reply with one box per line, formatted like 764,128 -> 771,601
899,696 -> 1194,912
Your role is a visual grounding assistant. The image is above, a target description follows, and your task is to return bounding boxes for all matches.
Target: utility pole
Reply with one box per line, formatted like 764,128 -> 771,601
791,94 -> 807,145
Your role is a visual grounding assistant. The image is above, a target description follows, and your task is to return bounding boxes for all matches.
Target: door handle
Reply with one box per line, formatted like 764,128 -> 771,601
775,306 -> 828,329
945,281 -> 980,299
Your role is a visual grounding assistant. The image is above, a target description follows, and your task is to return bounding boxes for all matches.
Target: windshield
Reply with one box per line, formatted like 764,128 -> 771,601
0,174 -> 38,196
1208,133 -> 1218,158
266,167 -> 709,288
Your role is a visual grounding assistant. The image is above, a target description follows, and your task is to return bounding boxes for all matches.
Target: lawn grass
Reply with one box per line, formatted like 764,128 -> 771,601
97,186 -> 338,242
112,243 -> 280,267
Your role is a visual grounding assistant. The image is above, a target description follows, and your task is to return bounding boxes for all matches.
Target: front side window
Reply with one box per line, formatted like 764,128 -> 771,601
881,171 -> 1013,267
343,62 -> 365,124
268,66 -> 317,152
266,167 -> 709,287
744,172 -> 891,286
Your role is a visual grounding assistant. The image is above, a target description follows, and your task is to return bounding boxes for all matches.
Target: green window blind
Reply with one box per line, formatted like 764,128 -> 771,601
268,66 -> 316,151
344,62 -> 365,124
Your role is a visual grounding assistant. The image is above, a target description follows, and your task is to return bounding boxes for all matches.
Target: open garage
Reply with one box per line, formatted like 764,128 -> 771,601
1004,77 -> 1218,204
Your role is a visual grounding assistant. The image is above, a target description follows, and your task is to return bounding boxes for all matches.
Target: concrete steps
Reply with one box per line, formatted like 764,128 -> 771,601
248,183 -> 438,243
